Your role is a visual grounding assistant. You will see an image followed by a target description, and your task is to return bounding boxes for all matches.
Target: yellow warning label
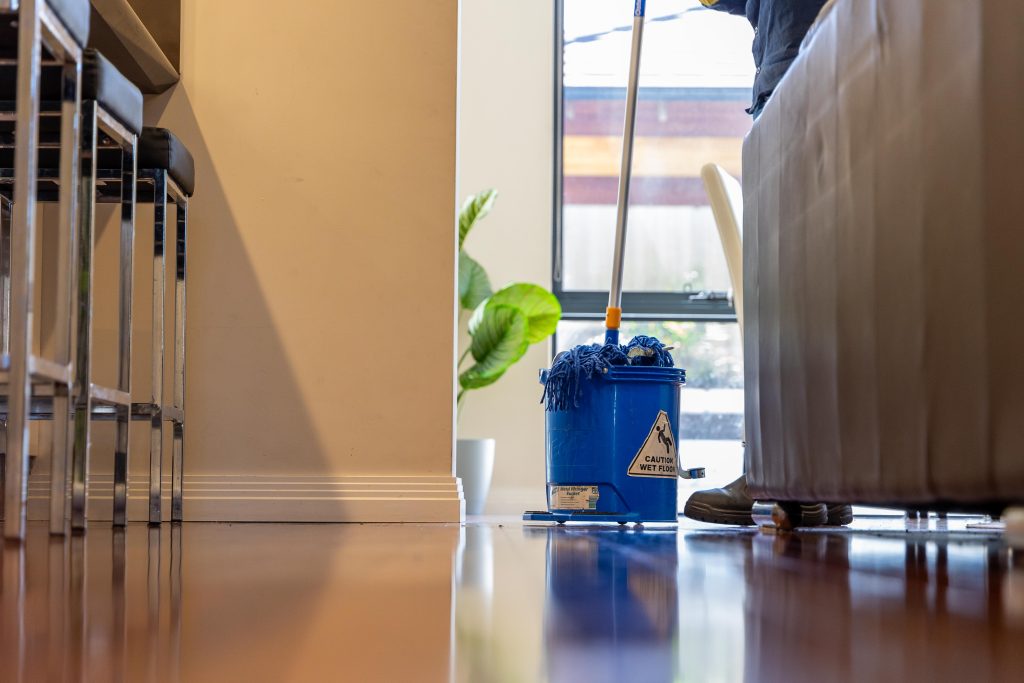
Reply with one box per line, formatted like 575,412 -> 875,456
627,411 -> 678,478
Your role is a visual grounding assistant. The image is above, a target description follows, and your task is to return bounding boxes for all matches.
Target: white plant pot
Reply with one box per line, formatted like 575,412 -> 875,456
456,438 -> 495,516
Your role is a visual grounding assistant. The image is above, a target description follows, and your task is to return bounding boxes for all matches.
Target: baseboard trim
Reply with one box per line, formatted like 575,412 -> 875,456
15,474 -> 465,523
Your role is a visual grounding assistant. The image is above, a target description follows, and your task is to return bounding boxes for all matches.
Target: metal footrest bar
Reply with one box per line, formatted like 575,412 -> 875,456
0,353 -> 73,385
132,401 -> 160,418
0,396 -> 117,420
89,383 -> 131,407
28,355 -> 73,385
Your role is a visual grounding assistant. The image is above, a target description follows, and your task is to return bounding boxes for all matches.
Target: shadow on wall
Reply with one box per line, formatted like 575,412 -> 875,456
136,84 -> 334,476
25,0 -> 461,524
22,92 -> 334,518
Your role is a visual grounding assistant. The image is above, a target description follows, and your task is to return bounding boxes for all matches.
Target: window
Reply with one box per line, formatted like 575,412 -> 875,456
554,0 -> 753,470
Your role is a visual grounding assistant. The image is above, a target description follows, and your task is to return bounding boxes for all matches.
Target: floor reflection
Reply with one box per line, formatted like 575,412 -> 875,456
3,522 -> 460,682
455,520 -> 1024,683
2,520 -> 1021,682
1,523 -> 183,683
733,531 -> 1024,682
543,528 -> 678,683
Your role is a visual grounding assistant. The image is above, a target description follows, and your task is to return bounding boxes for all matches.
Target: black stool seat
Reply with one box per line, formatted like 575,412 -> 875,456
0,48 -> 142,176
140,127 -> 195,196
0,126 -> 196,203
0,0 -> 89,54
49,0 -> 90,47
83,49 -> 142,135
0,48 -> 141,135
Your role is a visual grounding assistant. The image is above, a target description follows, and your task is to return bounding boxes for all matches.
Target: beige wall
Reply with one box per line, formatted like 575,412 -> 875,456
146,0 -> 460,474
457,0 -> 554,513
26,0 -> 464,521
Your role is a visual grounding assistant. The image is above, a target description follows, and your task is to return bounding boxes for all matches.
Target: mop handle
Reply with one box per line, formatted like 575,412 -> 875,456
604,0 -> 647,345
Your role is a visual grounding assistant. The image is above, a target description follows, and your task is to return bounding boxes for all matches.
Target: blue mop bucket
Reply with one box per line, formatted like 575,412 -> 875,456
540,365 -> 685,523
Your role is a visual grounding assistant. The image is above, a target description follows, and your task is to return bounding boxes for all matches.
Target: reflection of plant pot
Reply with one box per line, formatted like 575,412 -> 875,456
456,439 -> 495,516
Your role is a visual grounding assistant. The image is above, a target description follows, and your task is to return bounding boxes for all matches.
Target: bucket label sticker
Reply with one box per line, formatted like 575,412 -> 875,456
550,485 -> 600,510
627,410 -> 678,478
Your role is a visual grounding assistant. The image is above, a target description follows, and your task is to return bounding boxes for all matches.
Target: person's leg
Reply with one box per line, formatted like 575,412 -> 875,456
684,78 -> 855,529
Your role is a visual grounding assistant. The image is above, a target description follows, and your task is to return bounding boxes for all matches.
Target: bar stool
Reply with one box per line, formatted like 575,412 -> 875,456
0,47 -> 140,535
0,0 -> 89,541
68,48 -> 141,531
101,127 -> 193,523
141,127 -> 191,523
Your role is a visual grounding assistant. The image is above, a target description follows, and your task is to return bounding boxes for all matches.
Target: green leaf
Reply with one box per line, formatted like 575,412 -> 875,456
459,304 -> 529,390
458,189 -> 498,250
467,297 -> 488,336
487,284 -> 562,343
459,366 -> 507,391
458,252 -> 492,311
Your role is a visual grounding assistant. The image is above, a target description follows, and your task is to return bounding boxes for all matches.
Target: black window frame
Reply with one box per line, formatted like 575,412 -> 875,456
552,0 -> 739,325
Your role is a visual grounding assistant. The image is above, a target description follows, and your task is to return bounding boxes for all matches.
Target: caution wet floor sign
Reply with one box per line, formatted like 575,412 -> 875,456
627,410 -> 678,478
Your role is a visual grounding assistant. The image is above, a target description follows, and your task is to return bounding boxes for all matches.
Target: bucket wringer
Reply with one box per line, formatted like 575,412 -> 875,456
524,0 -> 705,525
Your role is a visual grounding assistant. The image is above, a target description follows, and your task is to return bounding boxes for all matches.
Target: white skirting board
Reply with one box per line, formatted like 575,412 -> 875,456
15,474 -> 465,523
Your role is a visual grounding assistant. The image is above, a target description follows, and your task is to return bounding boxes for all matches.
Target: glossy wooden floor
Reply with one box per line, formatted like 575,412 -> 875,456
1,517 -> 1021,682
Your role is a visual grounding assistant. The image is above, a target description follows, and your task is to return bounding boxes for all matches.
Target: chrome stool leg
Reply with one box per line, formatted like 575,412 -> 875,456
70,100 -> 98,532
171,195 -> 187,522
49,49 -> 82,536
1,196 -> 11,358
0,420 -> 5,522
0,199 -> 8,523
147,170 -> 167,524
112,136 -> 136,527
4,0 -> 43,541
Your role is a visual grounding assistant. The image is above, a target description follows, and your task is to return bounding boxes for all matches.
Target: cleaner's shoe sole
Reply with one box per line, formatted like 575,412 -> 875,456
683,500 -> 829,527
683,499 -> 755,526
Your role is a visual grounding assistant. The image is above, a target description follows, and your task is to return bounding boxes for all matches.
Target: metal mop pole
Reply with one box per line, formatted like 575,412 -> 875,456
604,0 -> 647,346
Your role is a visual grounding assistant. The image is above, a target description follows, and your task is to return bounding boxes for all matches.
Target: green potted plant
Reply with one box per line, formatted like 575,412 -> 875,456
457,189 -> 561,514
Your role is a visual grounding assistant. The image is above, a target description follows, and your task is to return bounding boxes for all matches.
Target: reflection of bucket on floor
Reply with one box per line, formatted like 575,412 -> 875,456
540,366 -> 685,523
544,528 -> 678,679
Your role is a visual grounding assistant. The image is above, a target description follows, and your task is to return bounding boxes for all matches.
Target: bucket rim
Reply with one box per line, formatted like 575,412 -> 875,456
537,364 -> 686,388
601,365 -> 685,383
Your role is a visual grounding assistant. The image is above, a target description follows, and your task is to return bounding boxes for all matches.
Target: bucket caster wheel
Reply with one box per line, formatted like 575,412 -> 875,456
556,521 -> 566,525
752,501 -> 804,532
618,521 -> 628,526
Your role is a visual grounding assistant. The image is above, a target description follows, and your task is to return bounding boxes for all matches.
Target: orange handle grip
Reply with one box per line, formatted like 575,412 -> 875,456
604,306 -> 622,330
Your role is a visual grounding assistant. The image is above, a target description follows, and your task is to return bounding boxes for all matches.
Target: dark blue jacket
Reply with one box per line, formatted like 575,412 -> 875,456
700,0 -> 828,112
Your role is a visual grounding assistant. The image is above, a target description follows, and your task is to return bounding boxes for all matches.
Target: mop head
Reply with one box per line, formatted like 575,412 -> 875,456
541,335 -> 675,412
